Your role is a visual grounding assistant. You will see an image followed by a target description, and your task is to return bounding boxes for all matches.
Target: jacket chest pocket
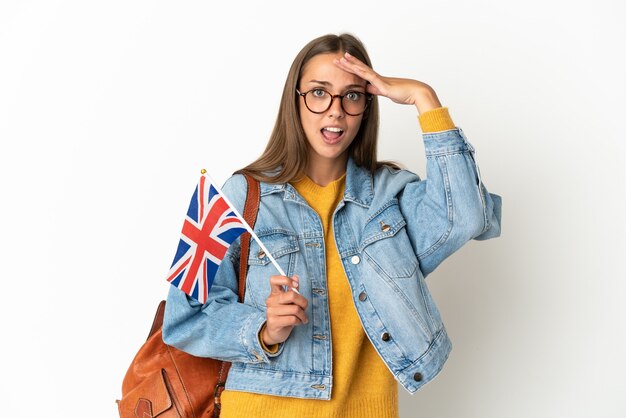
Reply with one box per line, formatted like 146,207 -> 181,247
360,202 -> 418,279
244,230 -> 299,307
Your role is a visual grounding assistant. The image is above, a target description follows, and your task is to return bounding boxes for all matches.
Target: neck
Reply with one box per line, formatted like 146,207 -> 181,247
305,155 -> 348,186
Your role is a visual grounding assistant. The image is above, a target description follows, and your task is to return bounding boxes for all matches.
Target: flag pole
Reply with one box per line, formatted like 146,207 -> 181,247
204,171 -> 299,294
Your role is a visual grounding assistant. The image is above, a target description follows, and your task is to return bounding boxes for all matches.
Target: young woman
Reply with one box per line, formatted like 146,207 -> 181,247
163,33 -> 502,418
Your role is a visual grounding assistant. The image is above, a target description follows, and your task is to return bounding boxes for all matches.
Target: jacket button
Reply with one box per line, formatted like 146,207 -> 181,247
381,332 -> 391,342
257,250 -> 266,259
358,291 -> 367,301
351,255 -> 360,264
380,221 -> 390,232
413,372 -> 423,382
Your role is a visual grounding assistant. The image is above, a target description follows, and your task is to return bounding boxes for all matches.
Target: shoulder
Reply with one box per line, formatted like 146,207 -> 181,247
221,174 -> 248,213
346,160 -> 422,210
349,164 -> 423,214
372,165 -> 421,197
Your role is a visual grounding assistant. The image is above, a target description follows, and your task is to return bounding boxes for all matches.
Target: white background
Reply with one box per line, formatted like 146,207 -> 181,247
1,1 -> 625,417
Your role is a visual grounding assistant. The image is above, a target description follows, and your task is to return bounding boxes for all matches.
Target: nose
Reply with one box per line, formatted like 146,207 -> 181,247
327,95 -> 345,118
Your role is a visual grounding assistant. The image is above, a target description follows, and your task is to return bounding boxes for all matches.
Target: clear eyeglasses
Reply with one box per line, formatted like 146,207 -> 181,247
296,88 -> 372,116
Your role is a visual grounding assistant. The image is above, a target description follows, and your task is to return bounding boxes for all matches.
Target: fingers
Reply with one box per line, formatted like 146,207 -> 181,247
266,303 -> 309,325
263,275 -> 309,344
333,51 -> 434,108
269,275 -> 298,295
333,52 -> 394,100
266,275 -> 309,327
268,275 -> 308,309
333,52 -> 381,85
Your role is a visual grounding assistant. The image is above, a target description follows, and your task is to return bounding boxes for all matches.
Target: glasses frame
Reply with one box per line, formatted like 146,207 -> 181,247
296,88 -> 372,116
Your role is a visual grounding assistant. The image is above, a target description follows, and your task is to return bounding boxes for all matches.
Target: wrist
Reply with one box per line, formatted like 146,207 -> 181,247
261,324 -> 277,346
259,323 -> 280,354
414,86 -> 441,115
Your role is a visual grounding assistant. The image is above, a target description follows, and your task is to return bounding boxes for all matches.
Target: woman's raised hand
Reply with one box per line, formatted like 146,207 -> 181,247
262,275 -> 309,346
333,52 -> 442,115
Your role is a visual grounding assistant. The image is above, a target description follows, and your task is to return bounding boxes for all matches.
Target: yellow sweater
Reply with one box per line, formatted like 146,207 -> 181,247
220,107 -> 455,418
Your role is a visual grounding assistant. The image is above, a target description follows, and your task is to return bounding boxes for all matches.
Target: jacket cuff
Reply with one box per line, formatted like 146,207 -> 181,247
423,127 -> 475,156
418,107 -> 456,133
242,313 -> 284,363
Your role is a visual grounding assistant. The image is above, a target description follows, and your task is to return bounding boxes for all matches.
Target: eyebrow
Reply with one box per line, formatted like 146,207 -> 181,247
306,80 -> 366,90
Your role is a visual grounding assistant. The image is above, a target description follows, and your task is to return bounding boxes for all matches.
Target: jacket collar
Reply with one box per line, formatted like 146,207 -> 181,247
258,157 -> 373,208
343,157 -> 373,208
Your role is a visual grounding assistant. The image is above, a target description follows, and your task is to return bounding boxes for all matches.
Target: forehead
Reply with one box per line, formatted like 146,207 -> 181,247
300,52 -> 366,88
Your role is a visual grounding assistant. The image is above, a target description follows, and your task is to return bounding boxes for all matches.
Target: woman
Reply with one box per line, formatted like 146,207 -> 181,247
163,33 -> 502,418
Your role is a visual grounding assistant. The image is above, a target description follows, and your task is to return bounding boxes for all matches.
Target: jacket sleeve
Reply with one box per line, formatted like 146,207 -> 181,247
399,127 -> 502,277
162,174 -> 280,364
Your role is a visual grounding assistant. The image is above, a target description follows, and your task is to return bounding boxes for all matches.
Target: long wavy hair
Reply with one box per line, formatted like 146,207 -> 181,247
238,33 -> 395,183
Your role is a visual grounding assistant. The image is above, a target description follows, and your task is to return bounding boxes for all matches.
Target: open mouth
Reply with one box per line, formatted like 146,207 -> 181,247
321,127 -> 344,143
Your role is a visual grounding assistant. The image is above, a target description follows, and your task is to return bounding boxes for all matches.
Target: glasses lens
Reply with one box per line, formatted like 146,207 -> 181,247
304,89 -> 332,113
342,92 -> 367,116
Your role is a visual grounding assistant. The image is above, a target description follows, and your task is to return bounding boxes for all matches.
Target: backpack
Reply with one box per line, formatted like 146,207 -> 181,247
116,174 -> 260,418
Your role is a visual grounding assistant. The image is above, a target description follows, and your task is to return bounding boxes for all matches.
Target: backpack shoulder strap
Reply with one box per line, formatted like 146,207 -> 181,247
238,173 -> 260,302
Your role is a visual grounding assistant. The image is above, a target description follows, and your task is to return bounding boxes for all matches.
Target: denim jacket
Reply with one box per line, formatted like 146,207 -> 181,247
163,127 -> 502,399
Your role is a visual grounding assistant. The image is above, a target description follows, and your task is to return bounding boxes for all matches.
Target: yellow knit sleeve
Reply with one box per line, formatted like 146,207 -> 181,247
418,107 -> 456,133
258,322 -> 280,354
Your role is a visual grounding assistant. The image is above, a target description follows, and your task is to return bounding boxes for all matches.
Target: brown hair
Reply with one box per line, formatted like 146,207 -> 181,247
238,33 -> 396,183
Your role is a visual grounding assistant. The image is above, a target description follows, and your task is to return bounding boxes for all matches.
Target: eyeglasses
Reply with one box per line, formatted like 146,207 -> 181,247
296,88 -> 372,116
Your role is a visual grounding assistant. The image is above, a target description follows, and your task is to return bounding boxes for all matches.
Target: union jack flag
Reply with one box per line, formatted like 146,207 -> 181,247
166,174 -> 247,303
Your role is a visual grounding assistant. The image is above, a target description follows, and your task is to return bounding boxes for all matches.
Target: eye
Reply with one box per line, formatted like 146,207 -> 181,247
311,89 -> 327,98
345,91 -> 363,102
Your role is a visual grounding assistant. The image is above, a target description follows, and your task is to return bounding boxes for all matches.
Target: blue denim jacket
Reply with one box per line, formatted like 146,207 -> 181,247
163,127 -> 502,399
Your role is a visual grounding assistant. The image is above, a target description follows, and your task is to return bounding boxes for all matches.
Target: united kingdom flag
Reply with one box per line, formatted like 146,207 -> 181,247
166,174 -> 247,303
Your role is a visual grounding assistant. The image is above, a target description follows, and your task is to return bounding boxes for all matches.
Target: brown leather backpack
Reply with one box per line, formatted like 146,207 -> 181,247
116,174 -> 260,418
